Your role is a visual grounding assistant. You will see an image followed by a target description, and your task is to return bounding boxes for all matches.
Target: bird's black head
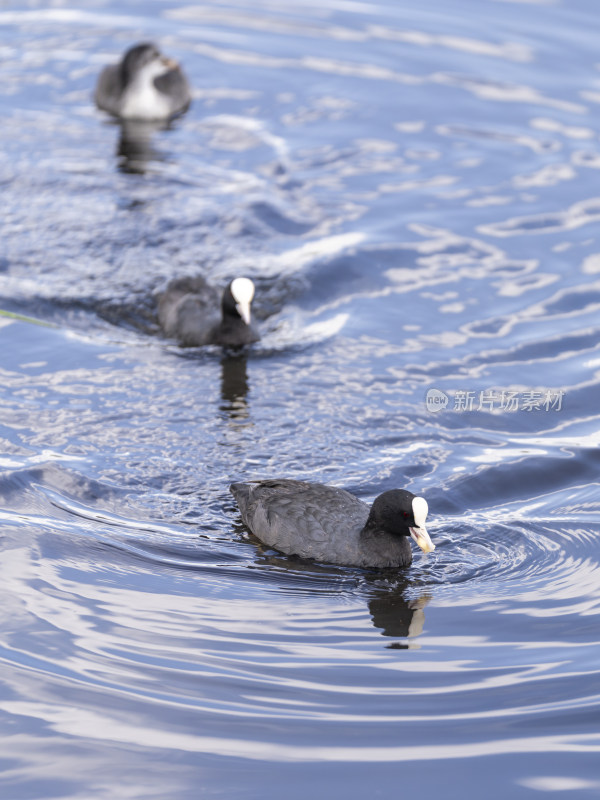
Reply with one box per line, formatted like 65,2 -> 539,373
366,489 -> 434,553
222,278 -> 255,326
366,489 -> 416,535
120,43 -> 162,84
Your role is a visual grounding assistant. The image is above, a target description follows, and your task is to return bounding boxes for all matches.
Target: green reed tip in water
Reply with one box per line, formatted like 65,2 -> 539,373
0,309 -> 57,328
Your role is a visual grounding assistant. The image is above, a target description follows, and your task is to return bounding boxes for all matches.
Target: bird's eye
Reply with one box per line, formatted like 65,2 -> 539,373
402,511 -> 408,518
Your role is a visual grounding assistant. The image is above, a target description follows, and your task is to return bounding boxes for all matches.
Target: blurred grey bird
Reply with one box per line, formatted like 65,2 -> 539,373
95,42 -> 191,121
158,276 -> 260,347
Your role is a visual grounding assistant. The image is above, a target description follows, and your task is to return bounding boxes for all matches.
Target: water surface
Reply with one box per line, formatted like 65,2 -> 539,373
1,1 -> 600,798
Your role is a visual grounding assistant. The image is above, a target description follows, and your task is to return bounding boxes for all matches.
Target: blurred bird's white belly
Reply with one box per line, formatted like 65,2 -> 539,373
120,82 -> 170,120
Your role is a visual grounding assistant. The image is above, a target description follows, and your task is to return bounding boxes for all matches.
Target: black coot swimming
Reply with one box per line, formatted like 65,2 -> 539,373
230,479 -> 434,568
158,276 -> 260,347
95,42 -> 191,121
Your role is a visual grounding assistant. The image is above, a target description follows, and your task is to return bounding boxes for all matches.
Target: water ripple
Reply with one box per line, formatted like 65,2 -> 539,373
2,0 -> 600,796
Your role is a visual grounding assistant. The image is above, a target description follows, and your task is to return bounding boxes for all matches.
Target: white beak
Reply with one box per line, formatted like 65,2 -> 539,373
236,301 -> 251,326
410,526 -> 435,554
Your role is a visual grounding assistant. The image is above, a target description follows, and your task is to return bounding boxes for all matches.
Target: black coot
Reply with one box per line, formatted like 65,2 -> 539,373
230,479 -> 434,568
158,276 -> 260,347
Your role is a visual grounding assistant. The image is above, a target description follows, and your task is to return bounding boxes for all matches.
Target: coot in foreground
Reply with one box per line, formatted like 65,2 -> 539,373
230,479 -> 434,568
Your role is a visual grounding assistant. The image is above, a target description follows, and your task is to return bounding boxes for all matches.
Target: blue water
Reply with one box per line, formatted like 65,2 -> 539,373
1,1 -> 600,797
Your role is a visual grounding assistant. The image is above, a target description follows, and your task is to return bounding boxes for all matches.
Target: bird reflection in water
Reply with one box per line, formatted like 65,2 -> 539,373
243,538 -> 432,645
366,582 -> 432,646
220,353 -> 250,423
115,120 -> 170,174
